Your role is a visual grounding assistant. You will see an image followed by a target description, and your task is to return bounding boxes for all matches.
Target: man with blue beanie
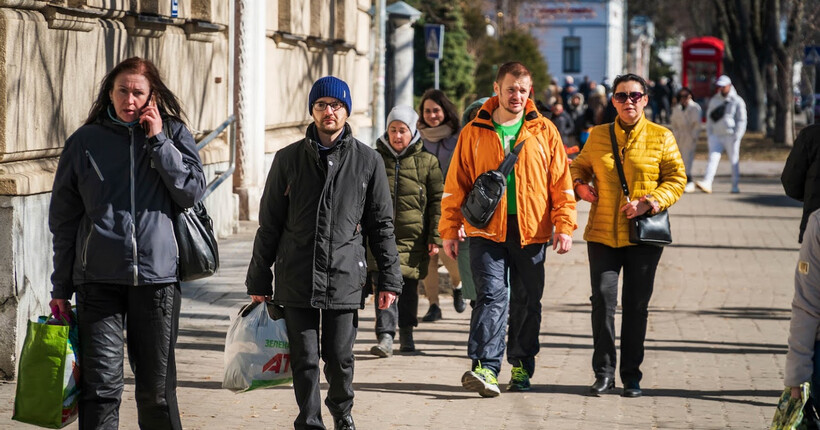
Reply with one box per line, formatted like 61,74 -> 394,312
246,76 -> 402,430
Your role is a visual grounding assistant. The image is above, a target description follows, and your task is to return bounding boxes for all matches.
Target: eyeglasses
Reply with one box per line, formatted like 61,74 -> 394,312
612,92 -> 645,103
313,101 -> 344,112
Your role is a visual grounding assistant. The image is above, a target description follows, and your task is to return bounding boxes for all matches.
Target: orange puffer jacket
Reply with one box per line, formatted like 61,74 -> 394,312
439,97 -> 577,245
570,115 -> 686,248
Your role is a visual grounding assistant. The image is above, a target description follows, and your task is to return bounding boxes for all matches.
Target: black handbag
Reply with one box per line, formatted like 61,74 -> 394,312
708,102 -> 728,122
175,200 -> 220,281
461,140 -> 525,229
609,123 -> 672,246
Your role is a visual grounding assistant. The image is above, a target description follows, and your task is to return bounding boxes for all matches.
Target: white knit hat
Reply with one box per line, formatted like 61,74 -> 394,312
386,105 -> 419,137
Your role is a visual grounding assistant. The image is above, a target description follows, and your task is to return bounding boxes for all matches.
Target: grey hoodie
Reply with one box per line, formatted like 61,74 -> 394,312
49,115 -> 206,299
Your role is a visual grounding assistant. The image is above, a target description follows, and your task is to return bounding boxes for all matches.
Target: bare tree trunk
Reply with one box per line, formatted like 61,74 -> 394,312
768,0 -> 803,145
713,0 -> 767,132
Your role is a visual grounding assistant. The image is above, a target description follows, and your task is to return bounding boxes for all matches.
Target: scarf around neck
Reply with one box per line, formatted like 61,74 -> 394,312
418,124 -> 455,143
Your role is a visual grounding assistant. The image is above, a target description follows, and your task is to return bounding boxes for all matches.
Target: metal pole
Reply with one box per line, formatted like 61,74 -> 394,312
372,0 -> 386,144
434,59 -> 439,90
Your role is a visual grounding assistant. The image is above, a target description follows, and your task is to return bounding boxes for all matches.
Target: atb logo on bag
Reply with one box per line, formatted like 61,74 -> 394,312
263,351 -> 291,374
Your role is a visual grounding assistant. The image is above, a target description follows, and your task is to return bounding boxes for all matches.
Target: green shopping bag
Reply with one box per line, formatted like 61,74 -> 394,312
12,311 -> 80,428
771,383 -> 813,430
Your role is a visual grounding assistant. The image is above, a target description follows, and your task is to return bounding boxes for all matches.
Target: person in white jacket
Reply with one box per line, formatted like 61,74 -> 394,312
669,87 -> 702,193
696,75 -> 747,194
785,209 -> 820,409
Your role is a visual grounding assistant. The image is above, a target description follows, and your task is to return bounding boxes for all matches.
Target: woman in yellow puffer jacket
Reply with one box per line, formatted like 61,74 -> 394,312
570,73 -> 686,399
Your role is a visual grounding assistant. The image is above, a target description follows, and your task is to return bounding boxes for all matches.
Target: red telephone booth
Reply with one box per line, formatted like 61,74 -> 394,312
682,37 -> 724,101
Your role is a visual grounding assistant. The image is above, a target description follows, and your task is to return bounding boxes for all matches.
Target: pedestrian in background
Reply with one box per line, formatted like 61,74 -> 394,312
782,123 -> 820,243
49,57 -> 206,429
784,209 -> 820,414
696,74 -> 747,194
669,87 -> 702,193
571,73 -> 685,398
245,76 -> 402,430
368,105 -> 443,357
417,89 -> 466,322
440,62 -> 577,397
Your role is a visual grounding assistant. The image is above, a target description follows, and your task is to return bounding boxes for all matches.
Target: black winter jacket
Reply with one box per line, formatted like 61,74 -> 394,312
49,116 -> 206,299
782,123 -> 820,242
246,124 -> 403,309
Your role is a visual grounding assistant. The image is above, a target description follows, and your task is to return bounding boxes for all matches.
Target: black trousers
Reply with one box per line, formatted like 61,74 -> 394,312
284,307 -> 358,430
374,277 -> 419,336
587,242 -> 663,384
75,282 -> 181,430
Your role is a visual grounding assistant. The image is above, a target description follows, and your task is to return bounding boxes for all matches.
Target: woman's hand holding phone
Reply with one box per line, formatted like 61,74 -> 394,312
139,92 -> 162,138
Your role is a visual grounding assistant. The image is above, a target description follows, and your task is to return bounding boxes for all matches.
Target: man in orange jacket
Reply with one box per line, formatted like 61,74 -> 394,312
440,62 -> 577,397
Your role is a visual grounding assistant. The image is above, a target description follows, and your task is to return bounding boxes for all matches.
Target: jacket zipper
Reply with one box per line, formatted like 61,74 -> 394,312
81,227 -> 93,270
393,158 -> 400,222
130,128 -> 139,286
85,150 -> 104,181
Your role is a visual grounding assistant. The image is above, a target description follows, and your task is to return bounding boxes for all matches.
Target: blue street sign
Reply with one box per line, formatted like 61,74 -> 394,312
425,24 -> 444,60
805,46 -> 820,66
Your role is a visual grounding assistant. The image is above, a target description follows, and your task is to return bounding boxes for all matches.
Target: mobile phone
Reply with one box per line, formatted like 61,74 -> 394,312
141,90 -> 154,133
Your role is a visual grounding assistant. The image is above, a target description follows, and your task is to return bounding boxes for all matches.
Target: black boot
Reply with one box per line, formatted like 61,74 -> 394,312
589,375 -> 615,395
421,303 -> 442,322
369,333 -> 393,358
399,327 -> 415,352
334,414 -> 355,430
453,288 -> 466,313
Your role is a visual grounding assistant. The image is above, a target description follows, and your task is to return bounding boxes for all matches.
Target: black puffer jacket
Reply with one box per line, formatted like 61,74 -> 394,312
782,123 -> 820,242
246,124 -> 403,309
367,133 -> 443,279
49,115 -> 206,299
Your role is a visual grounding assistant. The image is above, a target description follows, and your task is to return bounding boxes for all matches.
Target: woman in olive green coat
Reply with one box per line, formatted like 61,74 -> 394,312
367,105 -> 443,357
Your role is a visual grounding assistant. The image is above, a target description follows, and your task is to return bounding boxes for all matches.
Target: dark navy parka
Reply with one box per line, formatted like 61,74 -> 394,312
49,115 -> 206,299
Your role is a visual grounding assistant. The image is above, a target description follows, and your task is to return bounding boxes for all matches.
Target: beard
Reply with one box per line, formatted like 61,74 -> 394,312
316,118 -> 344,136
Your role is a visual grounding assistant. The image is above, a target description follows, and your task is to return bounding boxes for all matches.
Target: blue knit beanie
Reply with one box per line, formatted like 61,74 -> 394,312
308,76 -> 352,114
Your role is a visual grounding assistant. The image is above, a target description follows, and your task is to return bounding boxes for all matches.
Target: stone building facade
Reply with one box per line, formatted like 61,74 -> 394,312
0,0 -> 374,378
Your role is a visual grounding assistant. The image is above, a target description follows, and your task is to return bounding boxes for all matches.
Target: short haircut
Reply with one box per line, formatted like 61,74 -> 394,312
612,73 -> 648,93
495,62 -> 532,84
677,87 -> 692,98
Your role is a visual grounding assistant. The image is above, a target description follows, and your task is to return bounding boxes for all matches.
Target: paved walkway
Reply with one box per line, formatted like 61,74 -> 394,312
0,160 -> 803,429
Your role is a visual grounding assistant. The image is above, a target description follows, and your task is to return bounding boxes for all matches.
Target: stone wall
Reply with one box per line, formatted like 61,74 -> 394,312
0,0 -> 233,378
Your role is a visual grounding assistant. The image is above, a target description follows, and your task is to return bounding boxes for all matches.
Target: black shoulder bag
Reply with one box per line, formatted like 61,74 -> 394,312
461,140 -> 525,229
175,200 -> 220,281
160,122 -> 220,281
609,123 -> 672,246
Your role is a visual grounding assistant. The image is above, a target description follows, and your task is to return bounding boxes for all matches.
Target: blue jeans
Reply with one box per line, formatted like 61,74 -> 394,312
467,216 -> 546,376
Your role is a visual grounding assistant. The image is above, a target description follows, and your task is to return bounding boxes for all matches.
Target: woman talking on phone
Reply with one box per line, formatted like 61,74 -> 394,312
48,57 -> 205,429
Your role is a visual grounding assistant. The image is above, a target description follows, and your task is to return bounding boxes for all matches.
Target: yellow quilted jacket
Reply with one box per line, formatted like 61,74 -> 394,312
570,115 -> 686,248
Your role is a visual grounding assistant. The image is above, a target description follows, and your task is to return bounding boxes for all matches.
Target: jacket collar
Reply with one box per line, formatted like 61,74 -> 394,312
471,96 -> 543,131
305,122 -> 354,154
376,130 -> 422,158
613,113 -> 649,146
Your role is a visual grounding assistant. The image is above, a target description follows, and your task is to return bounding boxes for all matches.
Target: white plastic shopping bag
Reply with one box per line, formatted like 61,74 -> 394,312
222,301 -> 292,392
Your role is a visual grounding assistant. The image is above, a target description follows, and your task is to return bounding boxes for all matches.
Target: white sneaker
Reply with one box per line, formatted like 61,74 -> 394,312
684,182 -> 696,193
695,181 -> 712,194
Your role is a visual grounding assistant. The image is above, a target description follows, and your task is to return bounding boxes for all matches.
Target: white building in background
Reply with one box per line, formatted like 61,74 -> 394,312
518,0 -> 626,88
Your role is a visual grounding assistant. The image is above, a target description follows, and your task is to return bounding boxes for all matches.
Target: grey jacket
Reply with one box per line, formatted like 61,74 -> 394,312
785,209 -> 820,386
246,124 -> 403,309
49,116 -> 206,299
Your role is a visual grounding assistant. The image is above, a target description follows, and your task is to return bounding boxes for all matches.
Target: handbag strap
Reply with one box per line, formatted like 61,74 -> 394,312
609,123 -> 632,201
497,140 -> 526,176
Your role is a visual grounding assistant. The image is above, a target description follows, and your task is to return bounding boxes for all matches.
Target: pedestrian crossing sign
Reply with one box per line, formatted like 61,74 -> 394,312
425,24 -> 444,60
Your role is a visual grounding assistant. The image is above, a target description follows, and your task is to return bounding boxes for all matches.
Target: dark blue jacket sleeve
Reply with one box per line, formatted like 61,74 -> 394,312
48,138 -> 83,299
146,121 -> 206,208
